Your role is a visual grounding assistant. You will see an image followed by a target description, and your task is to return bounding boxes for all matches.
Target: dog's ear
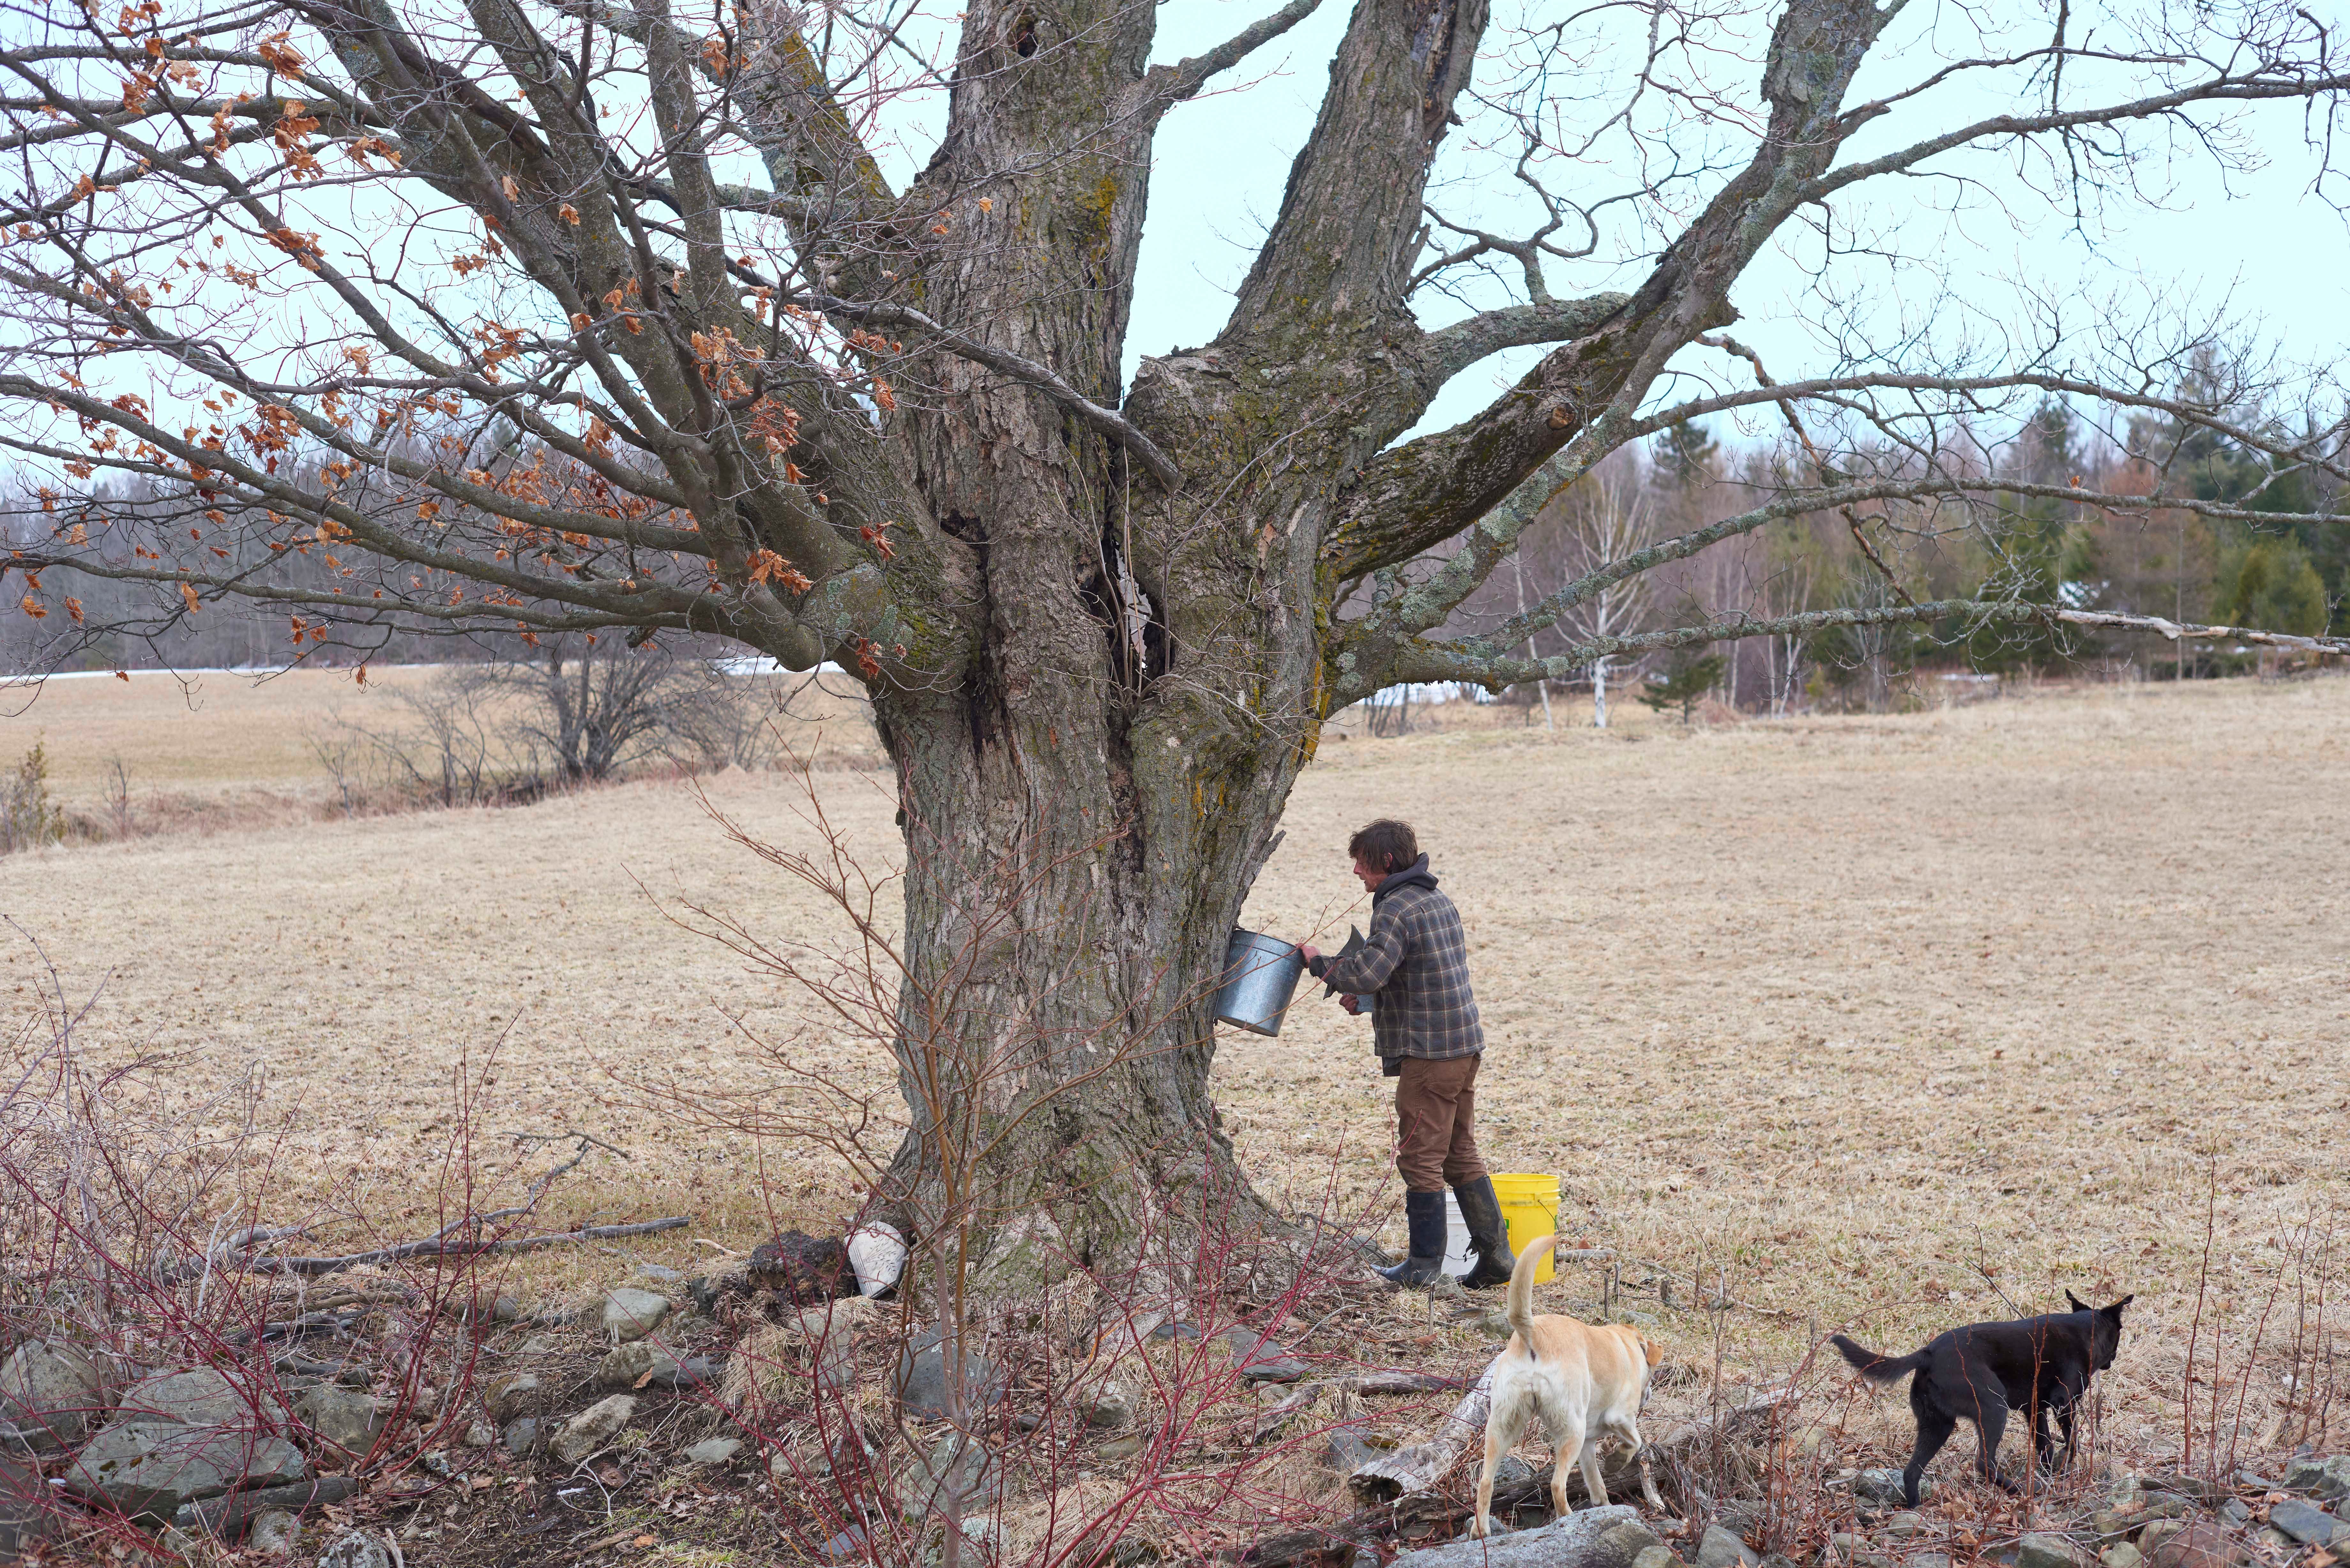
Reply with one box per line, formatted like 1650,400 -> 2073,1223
2066,1290 -> 2090,1313
1641,1335 -> 1663,1366
2102,1294 -> 2134,1316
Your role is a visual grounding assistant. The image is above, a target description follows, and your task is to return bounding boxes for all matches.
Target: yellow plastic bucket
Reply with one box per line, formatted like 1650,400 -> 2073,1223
1492,1173 -> 1561,1283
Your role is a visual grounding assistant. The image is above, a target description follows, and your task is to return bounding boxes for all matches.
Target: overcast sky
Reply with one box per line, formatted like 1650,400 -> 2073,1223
1109,0 -> 2350,448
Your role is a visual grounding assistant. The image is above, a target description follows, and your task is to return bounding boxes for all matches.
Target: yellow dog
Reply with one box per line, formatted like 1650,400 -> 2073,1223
1472,1235 -> 1667,1536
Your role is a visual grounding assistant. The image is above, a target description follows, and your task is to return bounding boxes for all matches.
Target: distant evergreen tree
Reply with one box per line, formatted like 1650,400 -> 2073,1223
1638,646 -> 1725,722
1968,397 -> 2097,673
2211,537 -> 2329,636
1652,420 -> 1718,490
2135,356 -> 2346,635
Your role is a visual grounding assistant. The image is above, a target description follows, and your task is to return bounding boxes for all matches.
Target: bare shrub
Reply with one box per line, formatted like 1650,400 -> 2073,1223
309,643 -> 793,812
0,924 -> 686,1556
0,742 -> 64,855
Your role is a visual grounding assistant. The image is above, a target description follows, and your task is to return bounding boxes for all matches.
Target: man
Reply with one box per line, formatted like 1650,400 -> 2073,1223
1298,820 -> 1515,1289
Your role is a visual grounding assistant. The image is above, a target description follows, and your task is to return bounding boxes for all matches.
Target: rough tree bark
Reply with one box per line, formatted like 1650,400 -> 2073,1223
5,0 -> 2348,1284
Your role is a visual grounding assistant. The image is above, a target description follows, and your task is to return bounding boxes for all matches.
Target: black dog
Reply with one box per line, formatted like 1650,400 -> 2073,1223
1832,1292 -> 2132,1506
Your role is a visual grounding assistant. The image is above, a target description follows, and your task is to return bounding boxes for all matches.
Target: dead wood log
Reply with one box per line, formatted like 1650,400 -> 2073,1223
1331,1370 -> 1464,1395
220,1217 -> 689,1276
1233,1385 -> 1805,1565
1346,1361 -> 1496,1500
1348,1367 -> 1799,1505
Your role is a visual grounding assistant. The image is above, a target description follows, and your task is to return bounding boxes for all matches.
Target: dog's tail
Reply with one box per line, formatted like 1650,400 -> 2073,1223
1506,1234 -> 1557,1354
1830,1333 -> 1927,1383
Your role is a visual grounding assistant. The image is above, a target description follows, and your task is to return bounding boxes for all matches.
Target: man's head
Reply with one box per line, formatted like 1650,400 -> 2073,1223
1347,819 -> 1419,891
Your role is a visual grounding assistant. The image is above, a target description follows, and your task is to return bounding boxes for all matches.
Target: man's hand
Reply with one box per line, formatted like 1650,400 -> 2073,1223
1296,943 -> 1319,964
1339,994 -> 1362,1016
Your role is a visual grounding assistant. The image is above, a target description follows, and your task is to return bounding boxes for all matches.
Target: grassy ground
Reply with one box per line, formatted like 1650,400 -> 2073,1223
5,669 -> 2346,1475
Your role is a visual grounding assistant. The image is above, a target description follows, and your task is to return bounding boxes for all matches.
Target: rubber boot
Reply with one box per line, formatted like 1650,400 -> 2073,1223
1453,1176 -> 1518,1290
1377,1190 -> 1448,1285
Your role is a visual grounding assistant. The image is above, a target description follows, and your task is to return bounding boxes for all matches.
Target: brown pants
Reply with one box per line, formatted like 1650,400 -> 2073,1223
1393,1054 -> 1487,1194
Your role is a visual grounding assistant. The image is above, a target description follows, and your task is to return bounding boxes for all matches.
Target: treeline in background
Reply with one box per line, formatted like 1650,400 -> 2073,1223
1454,368 -> 2347,716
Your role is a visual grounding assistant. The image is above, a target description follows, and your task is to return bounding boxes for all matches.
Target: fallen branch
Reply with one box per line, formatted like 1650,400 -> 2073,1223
1347,1369 -> 1798,1504
1242,1388 -> 1805,1565
1332,1370 -> 1465,1395
173,1475 -> 362,1539
1347,1359 -> 1496,1500
218,1217 -> 690,1277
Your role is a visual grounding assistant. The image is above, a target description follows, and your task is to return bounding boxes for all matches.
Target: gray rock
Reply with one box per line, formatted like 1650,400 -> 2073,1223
1585,1520 -> 1667,1568
1324,1425 -> 1392,1472
1697,1527 -> 1760,1568
480,1371 -> 544,1423
595,1341 -> 685,1390
2266,1499 -> 2346,1547
2282,1456 -> 2350,1500
62,1422 -> 307,1519
895,1429 -> 1000,1521
893,1331 -> 1003,1419
445,1294 -> 522,1326
2217,1500 -> 2250,1528
603,1288 -> 672,1342
1631,1546 -> 1688,1568
113,1367 -> 286,1430
1494,1454 -> 1538,1489
1853,1469 -> 1928,1507
638,1263 -> 685,1284
516,1335 -> 561,1358
1082,1382 -> 1134,1429
2136,1521 -> 2188,1557
1887,1513 -> 1929,1539
548,1394 -> 636,1466
1225,1331 -> 1309,1383
1147,1321 -> 1203,1342
2016,1534 -> 2094,1568
501,1417 -> 541,1458
463,1419 -> 497,1449
1096,1432 -> 1147,1461
317,1527 -> 395,1568
686,1437 -> 742,1466
2147,1524 -> 2250,1568
294,1386 -> 385,1455
2099,1548 -> 2143,1568
248,1507 -> 302,1556
1391,1505 -> 1644,1568
822,1524 -> 868,1562
1906,1555 -> 1952,1568
0,1451 -> 58,1557
0,1339 -> 105,1451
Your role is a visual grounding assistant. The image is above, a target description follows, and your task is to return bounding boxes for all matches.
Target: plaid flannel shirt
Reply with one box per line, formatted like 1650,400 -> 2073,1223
1312,872 -> 1483,1064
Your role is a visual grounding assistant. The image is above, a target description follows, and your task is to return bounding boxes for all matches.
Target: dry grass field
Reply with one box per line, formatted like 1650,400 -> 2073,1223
6,668 -> 2348,1476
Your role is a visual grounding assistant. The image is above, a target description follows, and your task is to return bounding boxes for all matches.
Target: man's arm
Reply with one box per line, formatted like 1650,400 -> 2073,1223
1311,908 -> 1406,994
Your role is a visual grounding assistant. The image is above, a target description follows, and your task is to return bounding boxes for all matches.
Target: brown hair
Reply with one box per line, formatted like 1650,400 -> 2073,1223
1347,819 -> 1419,876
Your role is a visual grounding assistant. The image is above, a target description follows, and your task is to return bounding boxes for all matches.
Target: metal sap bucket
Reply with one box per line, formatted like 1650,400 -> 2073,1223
1214,928 -> 1307,1037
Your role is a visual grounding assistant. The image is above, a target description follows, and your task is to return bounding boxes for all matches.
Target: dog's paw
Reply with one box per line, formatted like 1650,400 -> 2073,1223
1463,1515 -> 1505,1541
